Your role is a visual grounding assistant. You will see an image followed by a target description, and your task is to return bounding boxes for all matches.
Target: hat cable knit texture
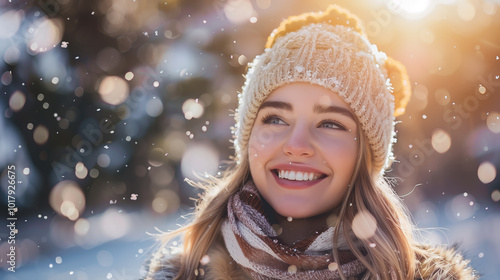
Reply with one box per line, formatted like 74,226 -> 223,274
233,7 -> 410,173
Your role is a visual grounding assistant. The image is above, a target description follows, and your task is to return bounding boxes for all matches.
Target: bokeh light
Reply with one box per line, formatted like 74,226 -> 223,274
49,181 -> 86,221
9,90 -> 26,112
74,218 -> 90,236
2,70 -> 12,85
412,84 -> 428,111
479,85 -> 487,95
124,71 -> 134,81
61,200 -> 79,221
33,125 -> 49,145
352,210 -> 377,240
486,112 -> 500,134
288,265 -> 297,274
99,208 -> 130,239
148,147 -> 167,167
28,18 -> 63,54
492,190 -> 500,202
181,143 -> 219,180
224,0 -> 254,24
75,162 -> 89,179
446,193 -> 476,221
145,98 -> 164,117
431,129 -> 451,154
482,1 -> 497,15
457,1 -> 476,21
98,76 -> 129,105
89,168 -> 99,179
151,189 -> 180,214
477,162 -> 496,184
238,55 -> 248,65
182,99 -> 204,120
328,262 -> 338,271
0,10 -> 23,39
4,45 -> 21,65
97,153 -> 111,168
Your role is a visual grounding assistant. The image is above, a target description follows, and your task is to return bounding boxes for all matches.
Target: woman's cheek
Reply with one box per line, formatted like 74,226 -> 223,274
319,134 -> 357,150
248,141 -> 261,163
248,131 -> 263,166
249,126 -> 278,152
249,127 -> 280,166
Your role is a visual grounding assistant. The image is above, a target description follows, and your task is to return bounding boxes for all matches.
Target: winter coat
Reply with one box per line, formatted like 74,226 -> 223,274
141,236 -> 478,280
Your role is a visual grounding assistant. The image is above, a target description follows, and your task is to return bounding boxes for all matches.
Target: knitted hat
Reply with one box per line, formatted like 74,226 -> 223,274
233,5 -> 411,173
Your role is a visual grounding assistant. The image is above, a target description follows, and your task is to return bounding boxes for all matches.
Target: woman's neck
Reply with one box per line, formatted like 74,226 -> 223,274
263,201 -> 336,246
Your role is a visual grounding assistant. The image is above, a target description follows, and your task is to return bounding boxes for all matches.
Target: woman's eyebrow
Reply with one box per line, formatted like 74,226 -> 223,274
258,101 -> 292,111
313,104 -> 356,121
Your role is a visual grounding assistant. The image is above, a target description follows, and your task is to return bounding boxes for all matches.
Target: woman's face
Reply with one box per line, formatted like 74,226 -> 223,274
248,83 -> 358,218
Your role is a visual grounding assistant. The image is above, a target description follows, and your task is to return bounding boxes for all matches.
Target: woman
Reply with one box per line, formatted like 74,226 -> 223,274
142,5 -> 477,280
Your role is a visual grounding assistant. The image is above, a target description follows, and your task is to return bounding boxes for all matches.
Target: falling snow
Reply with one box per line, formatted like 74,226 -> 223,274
1,1 -> 498,280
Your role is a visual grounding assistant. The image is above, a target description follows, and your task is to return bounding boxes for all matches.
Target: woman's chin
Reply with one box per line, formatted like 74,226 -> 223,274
274,206 -> 318,219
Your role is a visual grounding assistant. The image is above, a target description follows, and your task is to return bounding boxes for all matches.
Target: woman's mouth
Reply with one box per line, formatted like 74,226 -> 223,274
273,169 -> 327,181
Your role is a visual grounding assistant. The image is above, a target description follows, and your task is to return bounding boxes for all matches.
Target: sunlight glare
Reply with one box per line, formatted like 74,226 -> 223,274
399,0 -> 431,14
396,0 -> 434,19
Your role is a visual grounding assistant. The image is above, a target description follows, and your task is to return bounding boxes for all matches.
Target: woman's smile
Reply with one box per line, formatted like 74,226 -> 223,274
275,170 -> 323,181
269,163 -> 328,189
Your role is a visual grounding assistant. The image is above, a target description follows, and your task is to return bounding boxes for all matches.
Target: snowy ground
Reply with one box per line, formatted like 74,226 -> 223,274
1,208 -> 187,280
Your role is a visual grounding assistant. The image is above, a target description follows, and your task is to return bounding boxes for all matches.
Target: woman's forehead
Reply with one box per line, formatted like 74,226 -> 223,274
263,83 -> 352,111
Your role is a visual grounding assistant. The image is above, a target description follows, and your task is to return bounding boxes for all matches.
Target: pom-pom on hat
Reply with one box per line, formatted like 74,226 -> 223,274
233,5 -> 411,174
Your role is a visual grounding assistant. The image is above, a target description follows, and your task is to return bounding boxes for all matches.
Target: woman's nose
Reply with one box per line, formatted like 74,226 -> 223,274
282,124 -> 314,157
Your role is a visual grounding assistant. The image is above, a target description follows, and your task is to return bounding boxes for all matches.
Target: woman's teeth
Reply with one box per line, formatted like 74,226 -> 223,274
277,170 -> 321,181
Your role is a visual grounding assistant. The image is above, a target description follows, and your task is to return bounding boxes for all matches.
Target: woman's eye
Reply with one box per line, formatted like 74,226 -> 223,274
319,121 -> 345,130
262,115 -> 286,125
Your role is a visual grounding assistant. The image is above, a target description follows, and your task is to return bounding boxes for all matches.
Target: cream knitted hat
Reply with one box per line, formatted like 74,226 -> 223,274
233,6 -> 410,174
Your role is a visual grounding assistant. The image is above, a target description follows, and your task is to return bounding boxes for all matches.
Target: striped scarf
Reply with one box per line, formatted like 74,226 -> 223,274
221,181 -> 367,279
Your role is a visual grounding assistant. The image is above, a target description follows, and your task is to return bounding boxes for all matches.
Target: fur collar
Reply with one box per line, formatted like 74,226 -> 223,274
141,238 -> 249,280
141,239 -> 478,280
202,241 -> 250,280
414,244 -> 478,279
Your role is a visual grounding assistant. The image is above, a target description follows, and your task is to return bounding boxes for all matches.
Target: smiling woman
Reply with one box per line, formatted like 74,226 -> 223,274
142,4 -> 478,280
249,83 -> 358,219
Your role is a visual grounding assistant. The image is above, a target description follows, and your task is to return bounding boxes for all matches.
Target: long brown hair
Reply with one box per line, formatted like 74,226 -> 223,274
332,133 -> 417,279
148,159 -> 250,280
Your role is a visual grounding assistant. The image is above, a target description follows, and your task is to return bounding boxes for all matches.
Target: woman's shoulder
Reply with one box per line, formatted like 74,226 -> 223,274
140,236 -> 250,280
140,248 -> 182,280
200,237 -> 251,280
414,244 -> 479,280
141,241 -> 479,280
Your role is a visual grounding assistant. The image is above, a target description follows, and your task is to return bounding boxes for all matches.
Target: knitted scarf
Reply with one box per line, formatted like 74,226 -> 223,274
221,181 -> 367,279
